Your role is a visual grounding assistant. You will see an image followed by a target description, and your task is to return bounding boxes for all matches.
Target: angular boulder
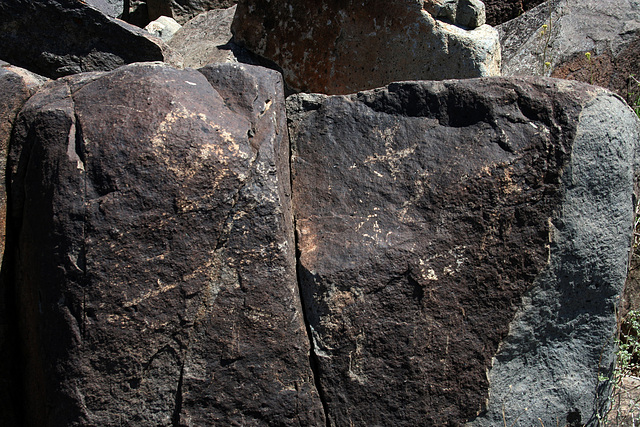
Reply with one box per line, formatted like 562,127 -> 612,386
0,0 -> 182,79
0,61 -> 47,426
147,0 -> 237,24
145,16 -> 182,42
7,62 -> 324,426
499,0 -> 640,104
287,78 -> 639,425
232,0 -> 501,94
168,5 -> 248,68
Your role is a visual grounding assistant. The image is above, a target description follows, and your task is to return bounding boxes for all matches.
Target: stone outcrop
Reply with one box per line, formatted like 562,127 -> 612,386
0,0 -> 182,79
147,0 -> 237,24
232,0 -> 501,94
85,0 -> 125,18
287,78 -> 638,425
499,0 -> 640,105
424,0 -> 487,29
6,62 -> 324,426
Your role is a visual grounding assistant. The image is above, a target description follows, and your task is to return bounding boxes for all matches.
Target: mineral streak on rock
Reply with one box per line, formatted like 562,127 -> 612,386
7,62 -> 323,426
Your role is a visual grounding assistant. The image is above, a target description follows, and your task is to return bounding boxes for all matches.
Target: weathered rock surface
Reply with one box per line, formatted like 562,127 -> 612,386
232,0 -> 501,95
287,78 -> 639,425
0,61 -> 47,427
483,0 -> 544,26
424,0 -> 487,29
499,0 -> 640,104
147,0 -> 237,24
145,15 -> 182,42
0,0 -> 182,79
168,5 -> 251,68
7,62 -> 323,426
86,0 -> 124,18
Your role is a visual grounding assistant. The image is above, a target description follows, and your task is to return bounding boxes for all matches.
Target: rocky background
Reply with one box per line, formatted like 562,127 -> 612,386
1,0 -> 639,426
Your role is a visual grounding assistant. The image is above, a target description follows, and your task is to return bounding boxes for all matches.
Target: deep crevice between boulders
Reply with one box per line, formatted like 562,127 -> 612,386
287,128 -> 331,427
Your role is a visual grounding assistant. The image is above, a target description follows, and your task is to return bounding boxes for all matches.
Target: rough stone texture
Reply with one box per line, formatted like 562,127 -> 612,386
168,5 -> 253,68
499,0 -> 640,104
483,0 -> 544,26
85,0 -> 124,18
232,0 -> 501,95
7,62 -> 324,426
424,0 -> 487,29
287,78 -> 638,425
0,0 -> 182,80
147,0 -> 237,24
0,62 -> 47,427
145,16 -> 182,42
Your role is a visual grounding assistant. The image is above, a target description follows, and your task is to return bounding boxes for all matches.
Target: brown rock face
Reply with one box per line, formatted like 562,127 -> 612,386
287,78 -> 604,425
7,62 -> 323,426
232,0 -> 500,95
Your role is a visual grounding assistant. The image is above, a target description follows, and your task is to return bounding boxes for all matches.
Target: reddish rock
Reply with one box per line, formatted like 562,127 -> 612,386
232,0 -> 500,94
483,0 -> 544,26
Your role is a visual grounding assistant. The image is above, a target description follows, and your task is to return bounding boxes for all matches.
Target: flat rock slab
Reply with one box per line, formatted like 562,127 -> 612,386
7,62 -> 323,426
287,77 -> 639,425
232,0 -> 500,94
0,0 -> 182,79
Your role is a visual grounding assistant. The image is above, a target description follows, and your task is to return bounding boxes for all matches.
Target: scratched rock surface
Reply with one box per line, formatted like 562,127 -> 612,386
7,62 -> 324,426
0,0 -> 182,80
287,78 -> 639,425
232,0 -> 501,95
0,61 -> 47,426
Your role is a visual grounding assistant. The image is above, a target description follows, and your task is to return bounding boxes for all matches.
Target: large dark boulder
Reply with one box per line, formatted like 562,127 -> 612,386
287,77 -> 639,426
0,0 -> 182,79
7,62 -> 323,426
483,0 -> 545,26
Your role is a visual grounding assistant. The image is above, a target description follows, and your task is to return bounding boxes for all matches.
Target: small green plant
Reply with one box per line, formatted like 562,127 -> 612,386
536,5 -> 562,76
585,52 -> 594,85
629,75 -> 640,119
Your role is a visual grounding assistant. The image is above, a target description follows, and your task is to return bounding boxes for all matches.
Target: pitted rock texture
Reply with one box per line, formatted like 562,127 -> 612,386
0,62 -> 47,427
232,0 -> 500,95
499,0 -> 640,105
287,77 -> 638,425
7,62 -> 323,426
483,0 -> 544,26
0,0 -> 182,79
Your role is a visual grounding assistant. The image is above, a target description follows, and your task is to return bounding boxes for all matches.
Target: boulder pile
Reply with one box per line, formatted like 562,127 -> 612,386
0,1 -> 639,426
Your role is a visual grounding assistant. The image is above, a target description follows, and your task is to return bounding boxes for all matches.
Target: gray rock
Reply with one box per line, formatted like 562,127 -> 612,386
148,0 -> 237,24
232,0 -> 500,94
0,0 -> 182,79
6,62 -> 323,426
470,89 -> 640,427
425,0 -> 487,28
85,0 -> 124,18
145,16 -> 182,42
498,0 -> 640,103
287,77 -> 639,425
168,6 -> 241,67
